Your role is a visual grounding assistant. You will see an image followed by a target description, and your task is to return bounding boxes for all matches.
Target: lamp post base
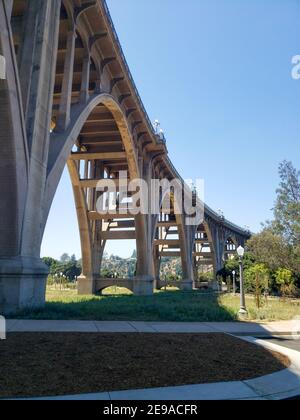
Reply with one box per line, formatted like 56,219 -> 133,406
239,307 -> 248,316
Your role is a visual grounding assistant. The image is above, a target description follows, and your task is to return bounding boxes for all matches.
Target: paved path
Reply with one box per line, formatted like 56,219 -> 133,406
16,338 -> 300,401
6,319 -> 300,336
263,338 -> 300,353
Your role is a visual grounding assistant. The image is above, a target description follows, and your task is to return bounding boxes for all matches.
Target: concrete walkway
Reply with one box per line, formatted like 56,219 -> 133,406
6,319 -> 300,336
19,338 -> 300,401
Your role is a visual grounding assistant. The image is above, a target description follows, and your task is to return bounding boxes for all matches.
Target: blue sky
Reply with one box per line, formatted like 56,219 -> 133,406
42,0 -> 300,259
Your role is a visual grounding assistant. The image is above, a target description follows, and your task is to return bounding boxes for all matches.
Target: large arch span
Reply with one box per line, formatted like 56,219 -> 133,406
0,0 -> 250,313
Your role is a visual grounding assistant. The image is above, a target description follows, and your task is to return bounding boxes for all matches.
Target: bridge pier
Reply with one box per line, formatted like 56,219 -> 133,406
77,274 -> 95,296
0,258 -> 48,314
0,0 -> 60,314
179,222 -> 195,291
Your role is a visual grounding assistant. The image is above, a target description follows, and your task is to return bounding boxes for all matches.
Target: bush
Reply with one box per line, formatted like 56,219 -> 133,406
275,268 -> 296,298
244,264 -> 270,308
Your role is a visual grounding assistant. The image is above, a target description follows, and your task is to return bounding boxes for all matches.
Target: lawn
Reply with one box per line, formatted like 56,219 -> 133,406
11,287 -> 300,322
0,333 -> 289,398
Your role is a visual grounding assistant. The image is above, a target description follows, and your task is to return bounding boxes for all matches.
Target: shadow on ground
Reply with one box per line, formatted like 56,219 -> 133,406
12,290 -> 238,322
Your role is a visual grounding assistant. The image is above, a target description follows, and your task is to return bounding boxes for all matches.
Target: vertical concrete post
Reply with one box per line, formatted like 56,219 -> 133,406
153,244 -> 161,289
57,27 -> 76,131
68,159 -> 95,295
80,54 -> 91,104
18,0 -> 39,119
4,0 -> 13,21
91,161 -> 105,285
132,155 -> 155,295
180,224 -> 195,291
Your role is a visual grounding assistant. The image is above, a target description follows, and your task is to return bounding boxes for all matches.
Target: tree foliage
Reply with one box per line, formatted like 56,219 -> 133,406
42,256 -> 81,282
275,268 -> 295,298
244,264 -> 269,308
244,161 -> 300,295
246,229 -> 291,271
272,161 -> 300,246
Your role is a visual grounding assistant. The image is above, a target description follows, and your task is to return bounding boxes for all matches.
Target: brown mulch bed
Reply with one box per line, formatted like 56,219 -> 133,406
0,333 -> 290,398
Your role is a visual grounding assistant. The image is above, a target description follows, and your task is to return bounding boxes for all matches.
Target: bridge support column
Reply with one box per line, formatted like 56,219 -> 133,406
77,272 -> 96,296
179,223 -> 195,291
133,212 -> 155,296
0,258 -> 48,314
153,244 -> 161,290
0,0 -> 60,314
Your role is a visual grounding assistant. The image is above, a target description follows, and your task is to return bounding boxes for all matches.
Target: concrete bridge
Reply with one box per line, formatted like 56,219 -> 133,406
0,0 -> 250,314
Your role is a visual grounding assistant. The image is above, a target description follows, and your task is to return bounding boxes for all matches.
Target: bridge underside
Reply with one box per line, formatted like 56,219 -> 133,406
0,0 -> 249,314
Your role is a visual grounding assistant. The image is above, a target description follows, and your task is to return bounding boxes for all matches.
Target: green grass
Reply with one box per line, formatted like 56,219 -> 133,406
10,287 -> 300,322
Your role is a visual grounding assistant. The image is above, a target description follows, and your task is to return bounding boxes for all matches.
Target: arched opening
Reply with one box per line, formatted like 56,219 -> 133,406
65,99 -> 146,295
223,237 -> 237,262
153,193 -> 189,291
98,286 -> 133,296
193,223 -> 215,288
39,0 -> 149,296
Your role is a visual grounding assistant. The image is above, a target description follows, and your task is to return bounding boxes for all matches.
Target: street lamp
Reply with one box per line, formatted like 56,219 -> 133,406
232,270 -> 236,295
237,246 -> 247,315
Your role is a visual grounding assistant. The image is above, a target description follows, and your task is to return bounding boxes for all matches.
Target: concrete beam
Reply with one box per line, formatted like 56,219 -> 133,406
79,179 -> 122,189
157,221 -> 178,227
101,231 -> 136,240
88,211 -> 134,220
154,240 -> 181,247
159,252 -> 181,258
56,28 -> 76,131
70,152 -> 127,161
108,220 -> 135,229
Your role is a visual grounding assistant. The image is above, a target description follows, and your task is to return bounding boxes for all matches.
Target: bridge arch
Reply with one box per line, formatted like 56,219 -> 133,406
153,189 -> 194,291
96,282 -> 134,295
223,235 -> 238,263
45,93 -> 152,295
192,221 -> 216,287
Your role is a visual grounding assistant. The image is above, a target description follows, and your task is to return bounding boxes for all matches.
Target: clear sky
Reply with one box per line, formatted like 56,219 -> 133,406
41,0 -> 300,260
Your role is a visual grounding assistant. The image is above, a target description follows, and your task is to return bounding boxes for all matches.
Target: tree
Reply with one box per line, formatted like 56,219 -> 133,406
246,229 -> 291,271
220,253 -> 256,283
62,260 -> 81,281
60,253 -> 70,263
247,162 -> 300,279
272,161 -> 300,246
131,250 -> 137,259
275,268 -> 295,298
244,264 -> 269,308
42,257 -> 57,268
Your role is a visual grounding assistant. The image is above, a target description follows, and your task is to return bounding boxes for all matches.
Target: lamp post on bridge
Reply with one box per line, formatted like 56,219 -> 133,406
237,246 -> 247,316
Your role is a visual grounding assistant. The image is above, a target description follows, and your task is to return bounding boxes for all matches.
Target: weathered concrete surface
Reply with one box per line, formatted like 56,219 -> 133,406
0,258 -> 48,314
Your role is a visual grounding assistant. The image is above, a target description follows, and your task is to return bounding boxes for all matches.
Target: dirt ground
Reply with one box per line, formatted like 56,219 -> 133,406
0,333 -> 290,398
